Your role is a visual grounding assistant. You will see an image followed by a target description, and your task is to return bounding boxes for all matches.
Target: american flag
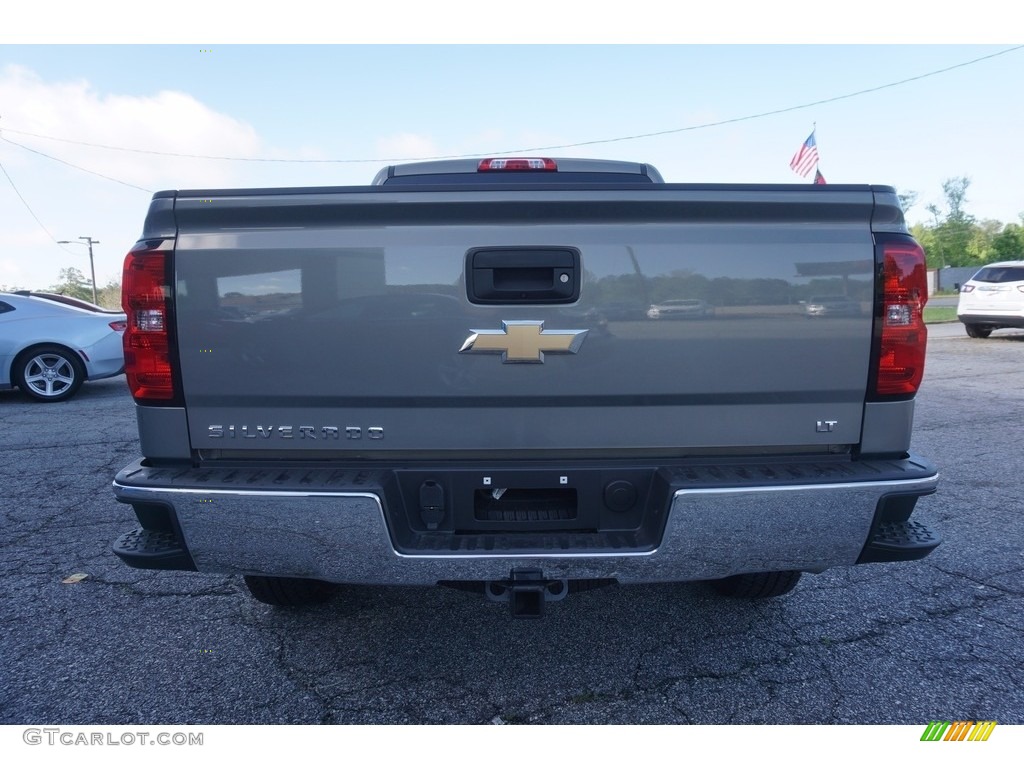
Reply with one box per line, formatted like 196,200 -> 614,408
790,131 -> 820,177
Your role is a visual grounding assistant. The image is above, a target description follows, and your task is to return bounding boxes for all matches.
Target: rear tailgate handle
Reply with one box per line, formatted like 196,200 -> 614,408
467,247 -> 580,304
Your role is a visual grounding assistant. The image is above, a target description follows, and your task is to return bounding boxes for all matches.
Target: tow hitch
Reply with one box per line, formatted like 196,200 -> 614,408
485,569 -> 568,618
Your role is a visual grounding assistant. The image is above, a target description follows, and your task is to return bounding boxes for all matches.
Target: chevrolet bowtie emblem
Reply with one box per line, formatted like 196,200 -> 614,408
459,321 -> 588,363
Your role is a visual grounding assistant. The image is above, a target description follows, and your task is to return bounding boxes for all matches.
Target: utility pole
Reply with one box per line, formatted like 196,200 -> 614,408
58,236 -> 100,304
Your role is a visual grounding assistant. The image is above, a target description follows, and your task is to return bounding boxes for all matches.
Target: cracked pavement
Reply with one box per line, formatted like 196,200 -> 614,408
1,327 -> 1022,725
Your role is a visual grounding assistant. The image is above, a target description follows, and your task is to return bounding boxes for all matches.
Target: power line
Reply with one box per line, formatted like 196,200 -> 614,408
0,158 -> 78,256
0,136 -> 153,193
2,45 -> 1021,164
493,45 -> 1024,156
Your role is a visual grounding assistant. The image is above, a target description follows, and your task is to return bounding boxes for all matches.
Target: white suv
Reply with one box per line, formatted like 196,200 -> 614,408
957,261 -> 1024,338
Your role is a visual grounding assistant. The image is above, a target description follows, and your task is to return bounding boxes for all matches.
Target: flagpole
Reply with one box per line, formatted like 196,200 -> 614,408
813,124 -> 823,185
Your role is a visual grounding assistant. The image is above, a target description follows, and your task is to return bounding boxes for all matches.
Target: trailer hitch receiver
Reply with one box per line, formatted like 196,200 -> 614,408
485,568 -> 569,618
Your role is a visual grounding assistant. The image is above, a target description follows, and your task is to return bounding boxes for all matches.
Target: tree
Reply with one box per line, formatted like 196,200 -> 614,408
938,177 -> 978,266
911,181 -> 1021,270
911,222 -> 941,267
917,177 -> 982,267
941,177 -> 973,224
991,223 -> 1024,261
897,190 -> 918,214
96,278 -> 122,310
50,267 -> 93,301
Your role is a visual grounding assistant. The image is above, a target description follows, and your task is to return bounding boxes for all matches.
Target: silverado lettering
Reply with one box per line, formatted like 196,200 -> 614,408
207,425 -> 383,440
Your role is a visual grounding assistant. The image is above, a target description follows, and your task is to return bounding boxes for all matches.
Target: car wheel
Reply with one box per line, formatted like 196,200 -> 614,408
708,570 -> 802,599
964,324 -> 992,339
243,575 -> 338,606
14,346 -> 86,402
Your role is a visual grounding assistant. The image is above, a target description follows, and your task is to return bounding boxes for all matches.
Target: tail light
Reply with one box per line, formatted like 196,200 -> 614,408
122,243 -> 176,402
109,320 -> 128,333
872,240 -> 928,397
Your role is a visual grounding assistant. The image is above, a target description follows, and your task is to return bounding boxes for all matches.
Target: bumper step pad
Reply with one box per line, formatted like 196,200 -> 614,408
113,527 -> 196,571
858,520 -> 941,563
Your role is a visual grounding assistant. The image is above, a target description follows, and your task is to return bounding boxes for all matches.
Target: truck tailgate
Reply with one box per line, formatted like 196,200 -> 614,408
171,187 -> 878,456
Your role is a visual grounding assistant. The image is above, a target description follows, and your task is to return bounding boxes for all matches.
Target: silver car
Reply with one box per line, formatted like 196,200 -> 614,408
646,299 -> 714,319
0,293 -> 126,402
804,295 -> 862,318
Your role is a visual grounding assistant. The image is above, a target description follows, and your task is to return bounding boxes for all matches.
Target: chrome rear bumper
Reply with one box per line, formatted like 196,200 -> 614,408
112,457 -> 939,585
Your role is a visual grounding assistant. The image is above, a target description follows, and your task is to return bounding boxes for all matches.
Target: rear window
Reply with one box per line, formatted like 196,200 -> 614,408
972,266 -> 1024,283
0,301 -> 14,315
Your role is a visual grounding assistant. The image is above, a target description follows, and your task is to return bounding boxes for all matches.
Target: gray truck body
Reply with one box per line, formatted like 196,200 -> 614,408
112,158 -> 939,610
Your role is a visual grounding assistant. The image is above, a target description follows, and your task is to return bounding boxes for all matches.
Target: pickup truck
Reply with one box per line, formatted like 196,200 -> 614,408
112,157 -> 940,617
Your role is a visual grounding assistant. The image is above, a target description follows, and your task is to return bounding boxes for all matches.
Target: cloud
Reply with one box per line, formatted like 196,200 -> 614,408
0,64 -> 263,189
0,65 -> 290,289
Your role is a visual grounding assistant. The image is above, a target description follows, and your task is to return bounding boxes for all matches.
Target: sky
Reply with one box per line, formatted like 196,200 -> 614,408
2,8 -> 1023,294
2,7 -> 1024,758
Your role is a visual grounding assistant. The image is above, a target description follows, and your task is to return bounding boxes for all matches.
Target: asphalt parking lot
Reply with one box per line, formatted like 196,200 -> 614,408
1,323 -> 1022,725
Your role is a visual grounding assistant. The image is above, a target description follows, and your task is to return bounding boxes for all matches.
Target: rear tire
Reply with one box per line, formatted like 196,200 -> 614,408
709,570 -> 802,599
964,324 -> 992,339
243,575 -> 337,606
